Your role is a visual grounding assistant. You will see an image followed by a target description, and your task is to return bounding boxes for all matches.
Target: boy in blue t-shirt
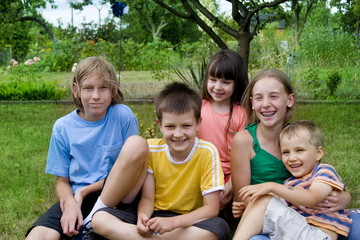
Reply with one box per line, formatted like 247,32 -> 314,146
26,56 -> 148,239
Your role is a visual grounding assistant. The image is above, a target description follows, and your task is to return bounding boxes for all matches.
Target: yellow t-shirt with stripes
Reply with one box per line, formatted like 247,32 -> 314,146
148,138 -> 224,214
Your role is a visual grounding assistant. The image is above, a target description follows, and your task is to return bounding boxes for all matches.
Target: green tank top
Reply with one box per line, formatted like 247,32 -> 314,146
245,123 -> 291,185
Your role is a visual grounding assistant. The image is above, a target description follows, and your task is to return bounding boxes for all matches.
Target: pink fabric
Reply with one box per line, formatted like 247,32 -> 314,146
198,99 -> 247,179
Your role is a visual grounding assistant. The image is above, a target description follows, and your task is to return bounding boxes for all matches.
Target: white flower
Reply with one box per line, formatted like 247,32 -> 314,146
71,63 -> 78,72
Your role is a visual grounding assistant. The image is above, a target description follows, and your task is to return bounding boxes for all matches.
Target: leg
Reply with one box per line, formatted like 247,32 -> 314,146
233,195 -> 272,240
92,211 -> 147,240
338,211 -> 360,240
153,226 -> 218,240
26,226 -> 60,240
101,135 -> 148,206
83,136 -> 148,225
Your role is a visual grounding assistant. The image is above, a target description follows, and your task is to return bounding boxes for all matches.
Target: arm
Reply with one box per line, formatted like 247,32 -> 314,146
230,130 -> 253,203
294,181 -> 351,213
147,191 -> 220,234
137,172 -> 155,235
239,181 -> 333,208
56,177 -> 83,237
73,179 -> 104,207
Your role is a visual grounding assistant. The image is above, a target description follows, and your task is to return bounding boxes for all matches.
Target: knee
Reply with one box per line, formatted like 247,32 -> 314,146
92,211 -> 109,235
26,226 -> 60,240
122,135 -> 149,164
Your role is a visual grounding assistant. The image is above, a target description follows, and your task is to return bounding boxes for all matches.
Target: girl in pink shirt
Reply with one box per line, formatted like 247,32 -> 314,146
198,49 -> 249,209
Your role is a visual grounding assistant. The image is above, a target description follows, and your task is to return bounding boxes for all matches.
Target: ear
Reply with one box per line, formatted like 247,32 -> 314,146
250,97 -> 254,110
287,93 -> 295,108
72,83 -> 79,98
315,146 -> 324,162
156,119 -> 162,132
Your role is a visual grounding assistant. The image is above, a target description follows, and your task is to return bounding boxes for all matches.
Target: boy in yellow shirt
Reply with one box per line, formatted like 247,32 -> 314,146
92,82 -> 230,240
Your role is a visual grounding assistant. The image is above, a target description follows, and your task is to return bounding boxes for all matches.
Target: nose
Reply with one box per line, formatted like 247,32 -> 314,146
92,88 -> 100,99
173,127 -> 183,138
214,81 -> 222,90
262,96 -> 270,107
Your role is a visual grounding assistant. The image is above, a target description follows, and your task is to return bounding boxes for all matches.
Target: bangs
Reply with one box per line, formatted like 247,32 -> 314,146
208,58 -> 237,80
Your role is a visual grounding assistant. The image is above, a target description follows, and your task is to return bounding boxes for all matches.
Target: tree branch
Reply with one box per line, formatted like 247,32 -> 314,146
19,16 -> 56,41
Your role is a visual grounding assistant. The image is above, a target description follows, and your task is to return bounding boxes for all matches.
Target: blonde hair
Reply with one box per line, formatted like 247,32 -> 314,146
241,69 -> 295,125
72,56 -> 123,111
280,120 -> 324,149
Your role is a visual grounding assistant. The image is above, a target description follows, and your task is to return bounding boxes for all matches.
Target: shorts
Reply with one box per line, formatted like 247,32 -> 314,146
25,191 -> 101,237
25,191 -> 141,238
98,207 -> 230,240
262,197 -> 331,240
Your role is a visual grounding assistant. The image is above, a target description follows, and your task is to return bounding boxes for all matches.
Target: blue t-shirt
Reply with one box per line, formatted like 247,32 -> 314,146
46,104 -> 138,193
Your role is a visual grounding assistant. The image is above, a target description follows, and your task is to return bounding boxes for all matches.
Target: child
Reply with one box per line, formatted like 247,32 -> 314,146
230,69 -> 355,240
91,82 -> 230,240
199,49 -> 248,208
25,56 -> 148,239
233,120 -> 352,240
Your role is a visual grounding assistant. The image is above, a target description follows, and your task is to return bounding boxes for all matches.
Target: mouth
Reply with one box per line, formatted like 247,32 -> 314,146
261,111 -> 276,117
289,163 -> 302,169
172,139 -> 186,144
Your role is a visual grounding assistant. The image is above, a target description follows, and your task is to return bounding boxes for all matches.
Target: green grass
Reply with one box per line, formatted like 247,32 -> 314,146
0,103 -> 359,239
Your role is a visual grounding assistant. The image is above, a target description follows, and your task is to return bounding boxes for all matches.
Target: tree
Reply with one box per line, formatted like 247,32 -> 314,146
0,0 -> 56,60
121,0 -> 203,44
152,0 -> 289,69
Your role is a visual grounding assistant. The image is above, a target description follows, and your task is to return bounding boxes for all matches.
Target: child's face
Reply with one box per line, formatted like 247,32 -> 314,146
207,76 -> 234,104
251,77 -> 294,127
73,74 -> 112,121
157,110 -> 200,162
280,131 -> 323,178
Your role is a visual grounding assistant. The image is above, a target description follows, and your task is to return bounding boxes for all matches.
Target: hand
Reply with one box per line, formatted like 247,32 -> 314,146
147,217 -> 178,234
220,181 -> 233,210
238,183 -> 273,201
60,198 -> 83,237
74,188 -> 85,208
315,191 -> 350,213
137,213 -> 152,236
232,201 -> 246,218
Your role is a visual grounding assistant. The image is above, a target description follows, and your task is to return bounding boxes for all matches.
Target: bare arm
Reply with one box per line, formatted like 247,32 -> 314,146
73,179 -> 104,207
230,130 -> 253,203
137,172 -> 155,234
147,191 -> 220,234
56,177 -> 83,237
239,181 -> 333,208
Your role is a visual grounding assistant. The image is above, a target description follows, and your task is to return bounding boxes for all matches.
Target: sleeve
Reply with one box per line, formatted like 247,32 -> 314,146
45,122 -> 71,177
119,105 -> 139,138
200,143 -> 225,196
313,164 -> 345,191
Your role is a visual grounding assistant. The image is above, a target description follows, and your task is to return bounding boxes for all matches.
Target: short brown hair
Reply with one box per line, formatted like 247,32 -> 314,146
155,82 -> 201,122
72,56 -> 123,111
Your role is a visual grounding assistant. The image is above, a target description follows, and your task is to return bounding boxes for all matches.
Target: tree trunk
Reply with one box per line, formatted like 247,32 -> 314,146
237,31 -> 252,71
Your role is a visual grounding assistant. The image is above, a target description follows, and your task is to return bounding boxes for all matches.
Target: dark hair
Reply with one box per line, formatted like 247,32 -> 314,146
242,68 -> 295,125
72,56 -> 123,111
155,82 -> 201,122
202,49 -> 249,137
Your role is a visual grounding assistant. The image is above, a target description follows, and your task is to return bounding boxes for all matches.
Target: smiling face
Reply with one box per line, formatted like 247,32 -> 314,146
280,130 -> 324,178
73,74 -> 112,121
157,110 -> 200,162
207,76 -> 234,105
251,77 -> 295,127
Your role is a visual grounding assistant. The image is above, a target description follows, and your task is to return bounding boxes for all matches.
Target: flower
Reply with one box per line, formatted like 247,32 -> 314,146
89,40 -> 95,45
25,59 -> 34,66
153,61 -> 159,64
33,57 -> 41,62
6,65 -> 11,70
11,59 -> 19,66
71,63 -> 78,72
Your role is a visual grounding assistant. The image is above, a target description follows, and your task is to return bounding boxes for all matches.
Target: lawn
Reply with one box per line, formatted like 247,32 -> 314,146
0,102 -> 359,239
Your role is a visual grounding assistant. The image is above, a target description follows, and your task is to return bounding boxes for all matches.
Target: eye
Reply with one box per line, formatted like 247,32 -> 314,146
281,150 -> 289,155
183,124 -> 192,128
270,94 -> 279,99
